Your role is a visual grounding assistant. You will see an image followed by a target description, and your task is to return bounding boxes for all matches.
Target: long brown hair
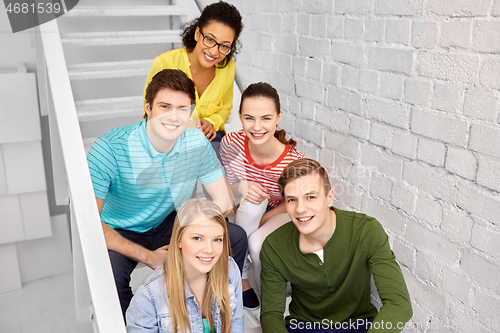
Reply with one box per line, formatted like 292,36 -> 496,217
239,82 -> 297,149
164,199 -> 231,333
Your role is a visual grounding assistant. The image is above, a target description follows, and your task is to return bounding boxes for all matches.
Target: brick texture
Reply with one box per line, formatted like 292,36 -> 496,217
223,0 -> 500,329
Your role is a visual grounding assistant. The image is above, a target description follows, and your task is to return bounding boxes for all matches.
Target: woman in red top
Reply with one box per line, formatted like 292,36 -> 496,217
220,82 -> 304,309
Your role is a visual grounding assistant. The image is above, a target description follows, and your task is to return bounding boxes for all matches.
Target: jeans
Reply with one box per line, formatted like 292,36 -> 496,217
210,130 -> 226,162
109,209 -> 248,318
286,319 -> 374,333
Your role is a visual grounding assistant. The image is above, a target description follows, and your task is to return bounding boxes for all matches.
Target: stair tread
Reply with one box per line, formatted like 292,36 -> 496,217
68,59 -> 153,80
76,96 -> 144,121
66,5 -> 188,17
61,30 -> 182,46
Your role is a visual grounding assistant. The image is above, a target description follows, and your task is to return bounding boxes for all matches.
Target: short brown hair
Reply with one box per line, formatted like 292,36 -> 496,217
144,69 -> 196,118
278,158 -> 331,197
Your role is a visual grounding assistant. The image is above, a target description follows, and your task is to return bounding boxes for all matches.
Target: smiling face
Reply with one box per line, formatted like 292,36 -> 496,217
240,96 -> 282,146
193,20 -> 235,68
144,87 -> 193,152
179,218 -> 225,277
284,174 -> 335,238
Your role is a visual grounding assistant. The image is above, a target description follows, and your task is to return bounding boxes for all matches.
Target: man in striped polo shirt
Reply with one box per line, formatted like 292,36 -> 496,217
87,69 -> 247,317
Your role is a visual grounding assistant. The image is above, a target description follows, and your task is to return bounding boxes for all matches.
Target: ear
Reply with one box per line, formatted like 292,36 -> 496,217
145,103 -> 151,118
238,111 -> 243,122
327,188 -> 335,207
276,110 -> 283,126
194,27 -> 200,42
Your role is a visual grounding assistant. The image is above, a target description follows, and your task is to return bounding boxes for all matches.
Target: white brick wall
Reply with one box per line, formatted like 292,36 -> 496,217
211,0 -> 500,331
0,71 -> 54,293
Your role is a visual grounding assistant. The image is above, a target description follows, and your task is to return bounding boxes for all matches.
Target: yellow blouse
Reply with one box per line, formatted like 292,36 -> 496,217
143,47 -> 235,132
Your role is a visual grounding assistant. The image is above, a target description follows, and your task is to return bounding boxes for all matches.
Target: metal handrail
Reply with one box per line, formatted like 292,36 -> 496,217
37,19 -> 126,333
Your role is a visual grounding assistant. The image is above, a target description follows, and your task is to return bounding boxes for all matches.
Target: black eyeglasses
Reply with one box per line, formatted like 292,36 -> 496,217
199,30 -> 232,56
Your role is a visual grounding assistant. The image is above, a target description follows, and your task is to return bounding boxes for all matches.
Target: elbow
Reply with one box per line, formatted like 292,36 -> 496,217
223,201 -> 235,218
404,302 -> 413,323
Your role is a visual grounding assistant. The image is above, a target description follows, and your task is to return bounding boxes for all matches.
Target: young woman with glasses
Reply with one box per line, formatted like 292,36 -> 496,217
143,1 -> 243,157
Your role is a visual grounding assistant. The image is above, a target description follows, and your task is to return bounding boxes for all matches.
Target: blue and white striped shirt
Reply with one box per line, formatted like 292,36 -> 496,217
87,120 -> 224,233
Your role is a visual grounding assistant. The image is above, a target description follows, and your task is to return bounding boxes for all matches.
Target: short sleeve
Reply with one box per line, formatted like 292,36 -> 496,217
86,137 -> 117,199
220,135 -> 238,185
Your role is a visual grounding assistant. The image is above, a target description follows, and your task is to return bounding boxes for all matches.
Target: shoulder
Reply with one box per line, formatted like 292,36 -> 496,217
222,130 -> 244,144
100,123 -> 136,143
91,123 -> 139,154
155,47 -> 184,62
216,59 -> 235,79
221,58 -> 235,71
263,222 -> 295,249
183,127 -> 210,146
335,208 -> 387,243
289,147 -> 305,159
227,257 -> 241,282
336,208 -> 380,230
133,264 -> 167,303
141,265 -> 166,289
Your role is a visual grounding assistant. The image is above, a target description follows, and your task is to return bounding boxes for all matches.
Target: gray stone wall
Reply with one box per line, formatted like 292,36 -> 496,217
199,0 -> 500,331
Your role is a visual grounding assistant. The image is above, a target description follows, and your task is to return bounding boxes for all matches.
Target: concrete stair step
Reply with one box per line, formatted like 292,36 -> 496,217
66,5 -> 188,17
75,96 -> 143,121
67,59 -> 153,80
61,30 -> 182,46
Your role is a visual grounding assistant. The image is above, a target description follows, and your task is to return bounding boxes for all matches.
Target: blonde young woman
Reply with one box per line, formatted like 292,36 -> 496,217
126,199 -> 243,333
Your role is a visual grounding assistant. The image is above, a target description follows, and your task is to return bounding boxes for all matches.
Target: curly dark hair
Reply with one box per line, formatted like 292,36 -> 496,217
181,1 -> 243,68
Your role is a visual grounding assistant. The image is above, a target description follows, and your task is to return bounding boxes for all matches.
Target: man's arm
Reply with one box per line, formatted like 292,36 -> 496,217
203,176 -> 234,217
367,220 -> 413,332
260,239 -> 289,333
96,198 -> 168,270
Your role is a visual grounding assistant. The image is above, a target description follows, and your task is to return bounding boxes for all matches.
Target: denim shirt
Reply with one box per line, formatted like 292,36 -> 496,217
126,257 -> 243,333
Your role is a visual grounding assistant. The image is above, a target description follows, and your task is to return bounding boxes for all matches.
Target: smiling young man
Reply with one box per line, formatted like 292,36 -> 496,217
260,158 -> 412,332
86,69 -> 247,317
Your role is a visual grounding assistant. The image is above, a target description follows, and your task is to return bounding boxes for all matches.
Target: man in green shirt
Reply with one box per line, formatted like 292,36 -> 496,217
260,158 -> 412,332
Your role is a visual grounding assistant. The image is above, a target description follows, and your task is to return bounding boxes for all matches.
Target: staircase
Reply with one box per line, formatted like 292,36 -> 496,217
55,0 -> 202,151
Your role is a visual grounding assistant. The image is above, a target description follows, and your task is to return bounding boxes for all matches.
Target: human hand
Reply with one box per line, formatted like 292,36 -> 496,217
188,119 -> 201,129
239,181 -> 270,204
200,119 -> 217,141
146,245 -> 169,270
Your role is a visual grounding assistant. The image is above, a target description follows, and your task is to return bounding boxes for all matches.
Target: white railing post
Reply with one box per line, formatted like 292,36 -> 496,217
38,19 -> 126,333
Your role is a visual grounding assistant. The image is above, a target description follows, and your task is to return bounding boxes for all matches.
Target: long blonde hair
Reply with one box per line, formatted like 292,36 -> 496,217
164,199 -> 232,333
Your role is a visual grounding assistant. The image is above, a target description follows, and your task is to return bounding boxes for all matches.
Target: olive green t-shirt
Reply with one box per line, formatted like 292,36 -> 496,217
260,208 -> 412,332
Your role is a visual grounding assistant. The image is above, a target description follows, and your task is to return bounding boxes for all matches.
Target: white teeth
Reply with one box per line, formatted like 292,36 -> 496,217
297,217 -> 312,222
198,257 -> 212,262
252,133 -> 265,137
204,53 -> 215,60
163,124 -> 178,130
